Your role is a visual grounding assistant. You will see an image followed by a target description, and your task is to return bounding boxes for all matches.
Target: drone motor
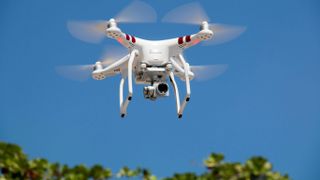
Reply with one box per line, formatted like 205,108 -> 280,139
92,62 -> 106,80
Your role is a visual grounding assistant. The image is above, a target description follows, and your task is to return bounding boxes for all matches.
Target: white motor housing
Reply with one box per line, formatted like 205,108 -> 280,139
92,61 -> 106,80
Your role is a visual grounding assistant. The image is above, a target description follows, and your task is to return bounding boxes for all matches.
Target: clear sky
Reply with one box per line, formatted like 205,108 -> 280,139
1,0 -> 319,179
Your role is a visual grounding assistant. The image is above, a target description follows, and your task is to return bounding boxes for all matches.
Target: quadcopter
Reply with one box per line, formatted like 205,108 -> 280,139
58,1 -> 245,118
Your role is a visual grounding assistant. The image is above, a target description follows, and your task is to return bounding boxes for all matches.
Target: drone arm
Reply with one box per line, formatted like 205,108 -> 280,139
174,30 -> 213,50
184,34 -> 202,48
100,54 -> 130,74
106,26 -> 136,49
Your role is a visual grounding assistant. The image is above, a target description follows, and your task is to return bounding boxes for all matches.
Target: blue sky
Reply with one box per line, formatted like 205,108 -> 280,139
1,0 -> 319,179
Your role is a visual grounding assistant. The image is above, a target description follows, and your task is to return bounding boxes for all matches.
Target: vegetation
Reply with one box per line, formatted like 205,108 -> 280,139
0,141 -> 289,180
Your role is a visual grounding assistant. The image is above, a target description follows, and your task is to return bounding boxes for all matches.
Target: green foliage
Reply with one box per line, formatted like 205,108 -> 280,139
0,141 -> 289,180
164,153 -> 290,180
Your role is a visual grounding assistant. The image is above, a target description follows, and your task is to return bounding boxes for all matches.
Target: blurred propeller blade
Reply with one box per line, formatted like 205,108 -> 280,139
56,64 -> 94,81
56,45 -> 128,81
99,46 -> 128,66
115,0 -> 157,23
204,24 -> 246,45
67,20 -> 107,43
161,2 -> 246,45
162,2 -> 209,25
67,1 -> 156,43
191,64 -> 228,81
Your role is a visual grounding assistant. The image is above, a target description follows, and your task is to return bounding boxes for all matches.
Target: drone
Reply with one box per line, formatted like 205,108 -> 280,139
58,1 -> 245,118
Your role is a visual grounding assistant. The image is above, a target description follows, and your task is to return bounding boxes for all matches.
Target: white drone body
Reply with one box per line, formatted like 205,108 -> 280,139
91,19 -> 213,118
63,1 -> 245,118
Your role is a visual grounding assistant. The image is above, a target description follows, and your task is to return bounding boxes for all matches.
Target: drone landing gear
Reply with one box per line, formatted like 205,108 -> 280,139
119,50 -> 137,118
169,54 -> 191,119
169,71 -> 191,119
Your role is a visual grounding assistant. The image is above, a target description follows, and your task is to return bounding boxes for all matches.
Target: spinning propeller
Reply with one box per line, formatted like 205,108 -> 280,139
56,46 -> 127,81
191,64 -> 228,81
162,2 -> 246,45
67,0 -> 157,43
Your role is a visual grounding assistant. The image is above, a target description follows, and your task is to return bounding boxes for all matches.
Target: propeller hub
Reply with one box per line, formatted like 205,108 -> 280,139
200,21 -> 209,31
108,18 -> 117,28
93,61 -> 103,71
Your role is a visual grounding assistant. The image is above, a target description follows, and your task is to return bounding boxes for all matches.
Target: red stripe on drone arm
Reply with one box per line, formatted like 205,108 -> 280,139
131,35 -> 136,43
178,37 -> 184,44
185,35 -> 191,42
126,34 -> 130,41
